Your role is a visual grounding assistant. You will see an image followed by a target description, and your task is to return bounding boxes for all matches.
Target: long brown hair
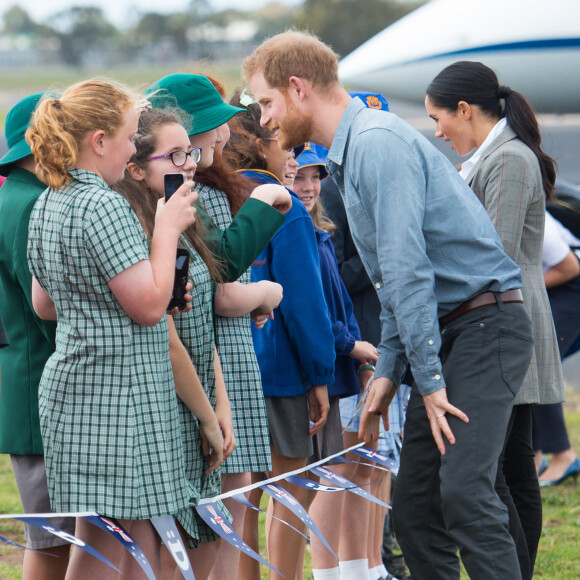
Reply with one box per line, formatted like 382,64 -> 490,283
114,108 -> 224,282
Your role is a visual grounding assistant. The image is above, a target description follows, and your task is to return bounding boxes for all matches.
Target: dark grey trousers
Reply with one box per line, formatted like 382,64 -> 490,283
393,300 -> 533,580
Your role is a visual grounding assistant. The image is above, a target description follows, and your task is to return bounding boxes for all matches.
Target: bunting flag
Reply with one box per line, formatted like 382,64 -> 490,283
284,474 -> 343,492
13,516 -> 120,573
352,446 -> 399,475
260,482 -> 337,559
1,441 -> 401,574
0,534 -> 33,551
85,515 -> 157,580
231,491 -> 332,556
151,516 -> 196,580
308,466 -> 391,509
332,455 -> 397,476
195,502 -> 281,576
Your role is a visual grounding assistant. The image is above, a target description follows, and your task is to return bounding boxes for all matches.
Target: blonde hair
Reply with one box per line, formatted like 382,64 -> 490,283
310,197 -> 335,234
242,30 -> 339,91
26,79 -> 140,190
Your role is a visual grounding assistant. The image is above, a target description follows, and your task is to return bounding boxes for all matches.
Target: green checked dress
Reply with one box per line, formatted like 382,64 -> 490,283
197,184 -> 272,474
172,236 -> 230,543
26,169 -> 197,524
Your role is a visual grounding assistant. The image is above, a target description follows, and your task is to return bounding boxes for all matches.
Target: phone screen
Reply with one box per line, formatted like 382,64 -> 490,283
164,173 -> 185,202
168,247 -> 190,311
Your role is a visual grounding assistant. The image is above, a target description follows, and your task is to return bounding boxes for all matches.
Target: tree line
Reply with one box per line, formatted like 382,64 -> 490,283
1,0 -> 424,67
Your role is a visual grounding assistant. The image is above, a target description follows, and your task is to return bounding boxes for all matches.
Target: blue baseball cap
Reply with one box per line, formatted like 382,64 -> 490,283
296,142 -> 328,179
349,91 -> 389,111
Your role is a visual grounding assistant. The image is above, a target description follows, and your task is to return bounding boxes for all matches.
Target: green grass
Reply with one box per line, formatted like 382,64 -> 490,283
1,388 -> 579,578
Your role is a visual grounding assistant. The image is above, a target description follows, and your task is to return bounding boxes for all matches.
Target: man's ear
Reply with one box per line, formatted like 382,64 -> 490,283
288,76 -> 308,102
126,162 -> 145,181
457,101 -> 472,120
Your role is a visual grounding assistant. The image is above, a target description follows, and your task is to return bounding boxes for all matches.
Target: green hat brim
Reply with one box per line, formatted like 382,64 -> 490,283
188,101 -> 243,136
0,137 -> 32,177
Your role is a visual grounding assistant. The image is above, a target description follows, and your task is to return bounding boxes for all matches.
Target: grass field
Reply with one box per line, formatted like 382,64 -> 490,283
1,387 -> 579,578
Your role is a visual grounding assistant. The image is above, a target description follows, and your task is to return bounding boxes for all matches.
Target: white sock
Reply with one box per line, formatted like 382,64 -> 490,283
339,558 -> 370,580
368,565 -> 382,579
313,567 -> 341,580
378,564 -> 393,579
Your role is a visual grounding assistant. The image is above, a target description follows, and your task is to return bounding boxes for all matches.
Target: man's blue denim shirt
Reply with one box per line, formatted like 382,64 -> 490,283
326,98 -> 523,395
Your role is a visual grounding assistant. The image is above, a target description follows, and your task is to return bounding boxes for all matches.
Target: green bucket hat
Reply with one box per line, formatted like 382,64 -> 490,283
145,73 -> 243,136
0,92 -> 45,177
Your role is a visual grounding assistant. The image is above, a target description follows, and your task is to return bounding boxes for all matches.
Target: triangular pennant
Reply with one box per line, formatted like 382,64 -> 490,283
351,447 -> 399,475
150,515 -> 195,580
196,502 -> 282,576
85,515 -> 156,580
284,474 -> 343,492
231,491 -> 332,555
14,516 -> 120,572
308,466 -> 391,509
260,482 -> 337,559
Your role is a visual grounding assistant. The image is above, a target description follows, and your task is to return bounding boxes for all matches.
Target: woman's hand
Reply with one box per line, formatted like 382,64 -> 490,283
350,340 -> 379,364
155,182 -> 197,235
215,398 -> 236,460
253,280 -> 283,314
250,184 -> 292,214
199,415 -> 225,473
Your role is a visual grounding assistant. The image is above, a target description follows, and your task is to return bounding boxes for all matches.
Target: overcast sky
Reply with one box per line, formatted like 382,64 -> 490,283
3,0 -> 302,28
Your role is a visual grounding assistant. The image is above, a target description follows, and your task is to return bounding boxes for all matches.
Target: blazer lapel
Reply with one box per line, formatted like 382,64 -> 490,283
465,126 -> 518,185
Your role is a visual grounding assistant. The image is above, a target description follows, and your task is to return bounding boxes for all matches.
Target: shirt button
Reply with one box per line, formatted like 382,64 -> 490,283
375,282 -> 381,289
428,340 -> 434,345
434,374 -> 441,380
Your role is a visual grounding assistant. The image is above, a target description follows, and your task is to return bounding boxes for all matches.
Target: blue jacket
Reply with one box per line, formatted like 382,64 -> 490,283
244,170 -> 335,397
316,227 -> 361,398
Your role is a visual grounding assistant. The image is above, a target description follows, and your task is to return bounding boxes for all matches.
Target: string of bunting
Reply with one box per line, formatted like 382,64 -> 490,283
0,444 -> 398,579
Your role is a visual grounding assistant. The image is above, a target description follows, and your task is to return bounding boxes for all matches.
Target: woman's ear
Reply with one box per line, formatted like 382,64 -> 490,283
457,101 -> 472,120
89,129 -> 107,157
255,138 -> 267,158
126,162 -> 145,181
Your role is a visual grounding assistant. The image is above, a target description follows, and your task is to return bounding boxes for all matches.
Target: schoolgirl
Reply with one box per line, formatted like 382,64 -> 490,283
26,80 -> 198,579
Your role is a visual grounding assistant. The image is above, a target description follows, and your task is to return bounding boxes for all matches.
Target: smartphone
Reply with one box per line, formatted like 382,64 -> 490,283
164,172 -> 185,202
168,247 -> 190,311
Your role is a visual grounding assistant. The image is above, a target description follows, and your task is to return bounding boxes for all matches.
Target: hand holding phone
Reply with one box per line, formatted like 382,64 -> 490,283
168,247 -> 190,311
164,172 -> 186,202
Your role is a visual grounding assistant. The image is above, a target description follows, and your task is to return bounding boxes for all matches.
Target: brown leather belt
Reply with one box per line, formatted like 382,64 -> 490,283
439,289 -> 523,327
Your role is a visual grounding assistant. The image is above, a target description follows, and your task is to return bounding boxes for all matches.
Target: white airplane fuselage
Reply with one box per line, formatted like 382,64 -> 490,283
338,0 -> 580,113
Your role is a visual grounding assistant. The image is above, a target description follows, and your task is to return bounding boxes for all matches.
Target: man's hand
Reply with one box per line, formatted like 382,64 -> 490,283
358,376 -> 398,443
308,385 -> 330,436
422,388 -> 469,454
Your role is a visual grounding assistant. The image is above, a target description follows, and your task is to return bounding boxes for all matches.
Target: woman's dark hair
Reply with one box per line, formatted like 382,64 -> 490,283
222,89 -> 275,171
114,107 -> 224,282
426,61 -> 556,200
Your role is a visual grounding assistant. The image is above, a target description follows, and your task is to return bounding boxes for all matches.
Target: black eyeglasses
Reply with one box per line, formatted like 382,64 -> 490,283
146,148 -> 202,167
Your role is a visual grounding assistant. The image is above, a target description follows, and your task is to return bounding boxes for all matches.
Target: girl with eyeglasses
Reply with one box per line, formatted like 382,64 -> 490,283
144,73 -> 294,579
25,80 -> 199,579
